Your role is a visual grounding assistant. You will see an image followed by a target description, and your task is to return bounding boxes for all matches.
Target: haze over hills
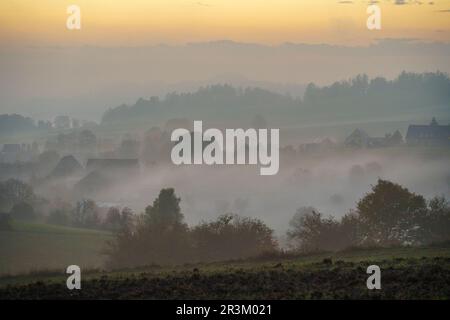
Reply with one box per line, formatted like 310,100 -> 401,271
1,70 -> 449,146
1,1 -> 450,301
101,71 -> 450,129
1,39 -> 450,120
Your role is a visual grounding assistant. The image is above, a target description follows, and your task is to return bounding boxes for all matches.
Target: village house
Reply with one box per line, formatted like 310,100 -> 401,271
406,118 -> 450,146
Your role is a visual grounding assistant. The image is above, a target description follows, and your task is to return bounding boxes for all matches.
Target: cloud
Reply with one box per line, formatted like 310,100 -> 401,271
374,37 -> 421,43
196,2 -> 212,7
436,9 -> 450,13
390,0 -> 429,5
337,1 -> 354,4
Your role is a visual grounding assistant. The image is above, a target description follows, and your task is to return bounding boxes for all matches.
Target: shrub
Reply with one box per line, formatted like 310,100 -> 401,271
47,209 -> 70,226
287,208 -> 344,252
9,202 -> 35,221
0,213 -> 12,230
192,213 -> 278,261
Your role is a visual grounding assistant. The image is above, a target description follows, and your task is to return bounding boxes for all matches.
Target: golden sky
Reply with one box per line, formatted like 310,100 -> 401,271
1,0 -> 450,46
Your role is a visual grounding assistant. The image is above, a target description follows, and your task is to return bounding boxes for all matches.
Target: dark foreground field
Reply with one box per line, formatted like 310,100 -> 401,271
1,246 -> 449,299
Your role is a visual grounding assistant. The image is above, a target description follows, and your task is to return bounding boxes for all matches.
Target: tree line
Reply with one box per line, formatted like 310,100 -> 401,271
1,178 -> 449,268
287,179 -> 450,251
2,71 -> 449,136
101,71 -> 450,126
105,188 -> 277,268
0,179 -> 132,231
105,180 -> 450,269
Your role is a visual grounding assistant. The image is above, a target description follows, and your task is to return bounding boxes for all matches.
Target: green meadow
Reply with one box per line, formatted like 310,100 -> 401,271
0,221 -> 112,276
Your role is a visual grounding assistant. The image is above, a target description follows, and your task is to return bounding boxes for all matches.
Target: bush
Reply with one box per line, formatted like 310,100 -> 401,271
287,208 -> 345,252
72,199 -> 100,229
0,179 -> 35,212
106,188 -> 191,268
287,179 -> 448,252
0,213 -> 12,230
416,196 -> 450,244
47,209 -> 70,226
9,202 -> 35,221
106,217 -> 192,268
356,179 -> 427,246
191,214 -> 278,261
106,189 -> 278,268
103,207 -> 134,231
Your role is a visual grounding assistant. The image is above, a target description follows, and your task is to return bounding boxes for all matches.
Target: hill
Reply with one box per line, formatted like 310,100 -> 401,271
100,72 -> 450,130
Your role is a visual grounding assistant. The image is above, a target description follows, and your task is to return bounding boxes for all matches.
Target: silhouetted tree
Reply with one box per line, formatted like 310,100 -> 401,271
387,130 -> 403,146
144,188 -> 184,228
106,189 -> 191,268
72,199 -> 100,229
416,196 -> 450,244
120,207 -> 134,231
356,179 -> 427,245
104,207 -> 134,231
339,211 -> 362,248
287,180 -> 448,251
0,179 -> 35,212
104,207 -> 121,230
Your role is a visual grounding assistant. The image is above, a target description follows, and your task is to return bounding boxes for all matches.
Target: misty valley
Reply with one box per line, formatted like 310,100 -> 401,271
3,0 -> 450,307
0,71 -> 449,300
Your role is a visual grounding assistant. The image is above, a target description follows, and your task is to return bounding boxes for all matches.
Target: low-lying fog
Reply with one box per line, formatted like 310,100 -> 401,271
36,147 -> 450,237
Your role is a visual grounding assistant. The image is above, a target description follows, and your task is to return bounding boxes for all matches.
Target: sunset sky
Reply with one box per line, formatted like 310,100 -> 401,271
1,0 -> 450,46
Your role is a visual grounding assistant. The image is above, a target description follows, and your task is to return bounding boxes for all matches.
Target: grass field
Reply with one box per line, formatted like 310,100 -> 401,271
0,221 -> 112,276
0,245 -> 449,299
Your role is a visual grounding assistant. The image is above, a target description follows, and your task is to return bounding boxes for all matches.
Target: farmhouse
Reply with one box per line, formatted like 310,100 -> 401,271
406,118 -> 450,146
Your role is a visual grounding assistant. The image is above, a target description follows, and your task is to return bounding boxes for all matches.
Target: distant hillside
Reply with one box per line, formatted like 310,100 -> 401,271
301,71 -> 450,123
101,71 -> 450,128
101,84 -> 299,127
